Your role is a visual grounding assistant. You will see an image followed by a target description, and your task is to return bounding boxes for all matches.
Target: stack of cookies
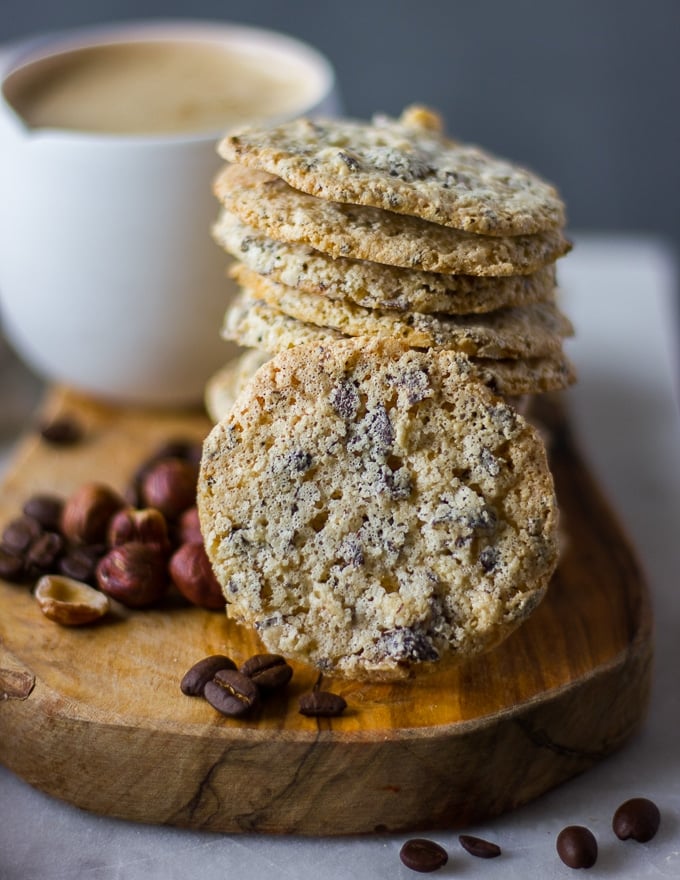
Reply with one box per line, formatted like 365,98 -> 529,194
205,106 -> 574,419
197,107 -> 573,681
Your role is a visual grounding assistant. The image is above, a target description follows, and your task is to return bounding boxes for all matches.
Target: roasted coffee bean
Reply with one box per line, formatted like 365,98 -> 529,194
204,668 -> 260,716
39,415 -> 83,445
2,515 -> 42,554
612,797 -> 661,842
556,825 -> 598,869
459,834 -> 501,858
399,838 -> 448,873
59,545 -> 105,585
25,531 -> 64,573
0,547 -> 24,582
23,494 -> 64,532
298,690 -> 347,717
239,653 -> 293,689
180,655 -> 237,697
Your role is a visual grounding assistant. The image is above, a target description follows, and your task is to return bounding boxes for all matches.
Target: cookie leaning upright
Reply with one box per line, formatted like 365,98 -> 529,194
198,337 -> 560,681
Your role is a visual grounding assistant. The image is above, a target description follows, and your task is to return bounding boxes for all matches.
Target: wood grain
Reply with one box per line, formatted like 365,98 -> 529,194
0,387 -> 652,834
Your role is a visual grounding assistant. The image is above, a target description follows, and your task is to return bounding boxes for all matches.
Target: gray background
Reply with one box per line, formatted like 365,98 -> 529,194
1,0 -> 679,260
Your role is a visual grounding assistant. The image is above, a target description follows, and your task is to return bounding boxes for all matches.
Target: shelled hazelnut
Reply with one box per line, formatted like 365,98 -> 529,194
108,507 -> 170,553
61,483 -> 125,545
96,541 -> 168,608
140,458 -> 198,520
35,574 -> 109,625
177,506 -> 202,545
169,542 -> 225,610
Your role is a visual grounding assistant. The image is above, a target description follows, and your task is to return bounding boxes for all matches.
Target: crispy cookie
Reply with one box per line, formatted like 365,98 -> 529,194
204,348 -> 270,422
218,106 -> 566,235
214,165 -> 572,276
203,350 -> 571,422
221,294 -> 576,396
231,263 -> 573,359
198,337 -> 560,680
213,212 -> 557,314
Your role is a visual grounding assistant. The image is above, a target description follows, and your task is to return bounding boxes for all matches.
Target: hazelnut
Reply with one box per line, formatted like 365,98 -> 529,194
140,458 -> 197,520
96,542 -> 168,608
35,574 -> 109,625
169,542 -> 225,610
61,483 -> 125,545
177,506 -> 202,545
108,507 -> 170,552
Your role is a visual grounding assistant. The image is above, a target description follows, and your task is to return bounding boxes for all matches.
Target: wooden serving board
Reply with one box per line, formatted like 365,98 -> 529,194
0,387 -> 652,835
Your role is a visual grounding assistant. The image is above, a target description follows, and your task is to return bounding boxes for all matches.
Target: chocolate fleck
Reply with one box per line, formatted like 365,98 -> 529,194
337,150 -> 361,171
330,380 -> 360,420
367,405 -> 394,449
479,546 -> 499,572
379,627 -> 439,663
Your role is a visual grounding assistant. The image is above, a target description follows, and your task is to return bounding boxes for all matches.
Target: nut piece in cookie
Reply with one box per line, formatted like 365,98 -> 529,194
198,337 -> 559,680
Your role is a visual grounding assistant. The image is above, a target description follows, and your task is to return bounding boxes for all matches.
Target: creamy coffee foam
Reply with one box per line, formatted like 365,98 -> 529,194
3,40 -> 316,135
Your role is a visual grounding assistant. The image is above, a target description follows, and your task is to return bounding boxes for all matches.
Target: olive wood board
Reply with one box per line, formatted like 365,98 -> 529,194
0,386 -> 652,835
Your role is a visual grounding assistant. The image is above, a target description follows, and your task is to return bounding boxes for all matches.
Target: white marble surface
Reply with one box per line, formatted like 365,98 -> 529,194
0,234 -> 679,879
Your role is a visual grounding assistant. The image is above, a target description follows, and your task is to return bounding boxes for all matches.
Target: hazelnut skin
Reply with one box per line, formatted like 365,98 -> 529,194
177,507 -> 202,545
169,542 -> 225,610
140,459 -> 198,520
96,542 -> 168,608
61,483 -> 125,545
108,507 -> 170,553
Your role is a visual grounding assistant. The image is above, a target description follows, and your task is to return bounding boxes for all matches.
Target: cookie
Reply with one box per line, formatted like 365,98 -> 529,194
213,212 -> 557,315
198,337 -> 560,680
204,348 -> 270,422
221,294 -> 576,396
218,106 -> 566,235
204,348 -> 574,422
214,165 -> 572,276
231,263 -> 573,359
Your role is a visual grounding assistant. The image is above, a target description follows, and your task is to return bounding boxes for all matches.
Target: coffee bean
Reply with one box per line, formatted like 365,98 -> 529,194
204,668 -> 260,716
612,797 -> 661,842
180,655 -> 237,697
23,494 -> 64,532
0,547 -> 24,582
39,415 -> 83,445
459,834 -> 501,858
239,653 -> 293,689
556,825 -> 598,869
59,545 -> 105,585
26,531 -> 65,574
2,515 -> 42,554
298,690 -> 347,717
399,838 -> 448,873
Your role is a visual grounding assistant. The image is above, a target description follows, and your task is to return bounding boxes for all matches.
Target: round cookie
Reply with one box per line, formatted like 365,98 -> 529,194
218,106 -> 566,235
221,294 -> 577,397
231,263 -> 573,359
198,337 -> 560,680
213,212 -> 558,315
214,165 -> 572,276
204,348 -> 270,422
